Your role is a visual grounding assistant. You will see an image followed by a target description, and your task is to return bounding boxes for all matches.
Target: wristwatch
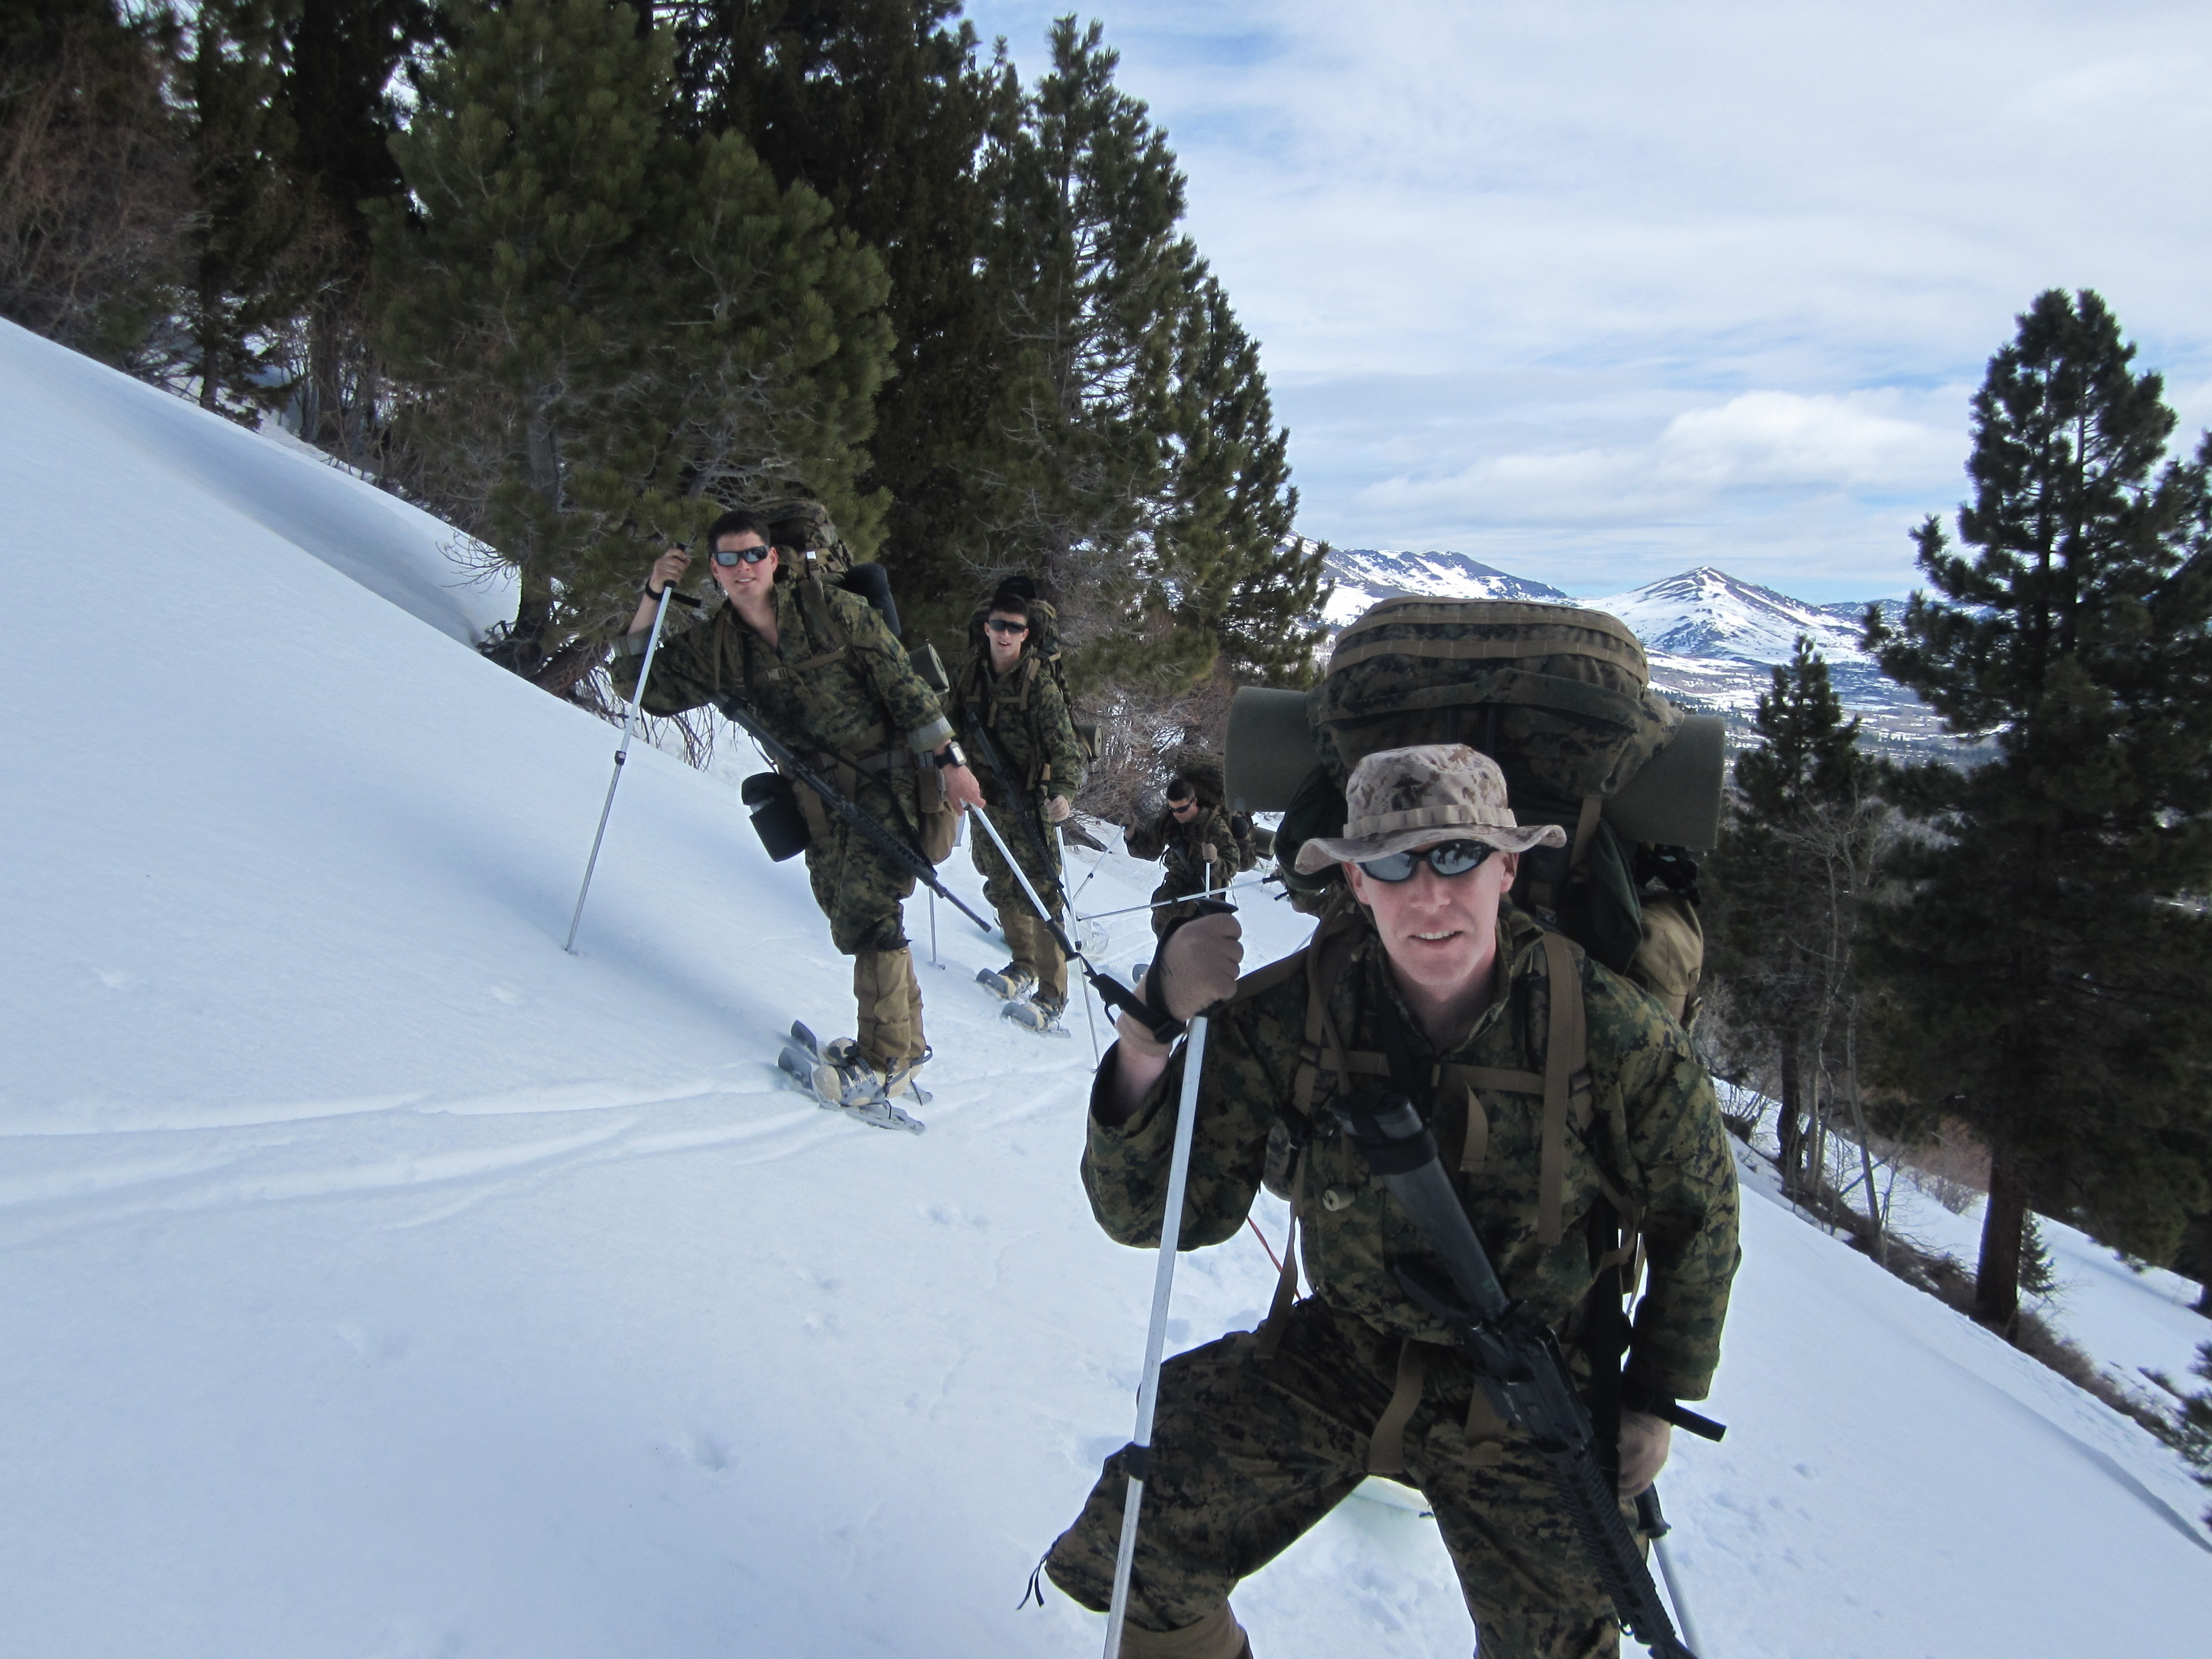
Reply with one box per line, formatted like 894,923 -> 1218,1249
931,741 -> 970,770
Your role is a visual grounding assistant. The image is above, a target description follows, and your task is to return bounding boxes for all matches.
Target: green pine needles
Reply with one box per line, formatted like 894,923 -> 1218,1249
1865,288 -> 2212,1331
369,0 -> 895,693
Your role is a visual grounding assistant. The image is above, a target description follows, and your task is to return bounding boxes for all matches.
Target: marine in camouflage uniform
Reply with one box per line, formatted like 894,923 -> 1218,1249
1124,782 -> 1241,939
612,512 -> 972,1086
1046,745 -> 1739,1659
959,587 -> 1087,1017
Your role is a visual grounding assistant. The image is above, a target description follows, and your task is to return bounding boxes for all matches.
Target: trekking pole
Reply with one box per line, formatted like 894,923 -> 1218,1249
1061,825 -> 1101,1062
1100,857 -> 1220,1656
1103,1004 -> 1209,1659
564,581 -> 676,954
928,890 -> 940,968
1639,1490 -> 1707,1656
1071,880 -> 1269,925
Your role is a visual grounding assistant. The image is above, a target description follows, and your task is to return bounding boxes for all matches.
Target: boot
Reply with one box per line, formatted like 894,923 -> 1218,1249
1118,1602 -> 1251,1659
976,962 -> 1036,1001
816,1037 -> 886,1108
1003,994 -> 1066,1035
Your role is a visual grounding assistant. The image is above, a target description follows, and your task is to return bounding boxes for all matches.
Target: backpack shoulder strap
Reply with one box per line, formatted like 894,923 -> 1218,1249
785,574 -> 851,673
1535,928 -> 1590,1248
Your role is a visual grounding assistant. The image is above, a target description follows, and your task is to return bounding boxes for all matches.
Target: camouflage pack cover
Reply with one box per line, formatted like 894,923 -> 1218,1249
1313,599 -> 1682,801
756,497 -> 852,577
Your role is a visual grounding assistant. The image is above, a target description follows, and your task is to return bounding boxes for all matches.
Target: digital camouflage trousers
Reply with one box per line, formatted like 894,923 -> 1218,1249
1045,1296 -> 1637,1659
802,780 -> 920,957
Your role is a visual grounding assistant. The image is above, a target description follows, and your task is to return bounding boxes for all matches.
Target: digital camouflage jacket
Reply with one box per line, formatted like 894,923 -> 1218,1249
1125,805 -> 1240,893
612,578 -> 953,768
1083,906 -> 1739,1402
958,648 -> 1086,808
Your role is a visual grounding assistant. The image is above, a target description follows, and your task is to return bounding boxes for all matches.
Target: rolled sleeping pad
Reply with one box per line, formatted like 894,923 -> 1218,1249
1224,687 -> 1319,813
1601,712 -> 1725,851
1222,687 -> 1727,852
840,562 -> 900,639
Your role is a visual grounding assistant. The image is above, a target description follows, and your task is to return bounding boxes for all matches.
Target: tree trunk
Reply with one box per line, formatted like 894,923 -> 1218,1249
1777,1029 -> 1804,1196
1974,1141 -> 2029,1334
486,562 -> 553,676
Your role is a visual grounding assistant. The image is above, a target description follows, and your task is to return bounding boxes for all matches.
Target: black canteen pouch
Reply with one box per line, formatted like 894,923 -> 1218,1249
742,771 -> 811,862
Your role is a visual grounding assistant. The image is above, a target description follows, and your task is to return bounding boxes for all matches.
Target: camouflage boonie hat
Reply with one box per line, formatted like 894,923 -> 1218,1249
1293,743 -> 1568,873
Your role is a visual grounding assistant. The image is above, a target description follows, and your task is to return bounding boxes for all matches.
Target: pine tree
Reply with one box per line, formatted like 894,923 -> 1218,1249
278,0 -> 436,458
1866,289 -> 2212,1331
177,1 -> 313,418
664,1 -> 1016,651
977,17 -> 1188,663
370,0 -> 894,691
979,17 -> 1323,693
1151,268 -> 1327,688
1706,636 -> 1885,1197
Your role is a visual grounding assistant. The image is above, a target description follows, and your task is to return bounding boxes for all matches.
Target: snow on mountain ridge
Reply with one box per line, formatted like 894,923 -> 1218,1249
1314,549 -> 1936,741
1588,565 -> 1871,667
1322,547 -> 1569,630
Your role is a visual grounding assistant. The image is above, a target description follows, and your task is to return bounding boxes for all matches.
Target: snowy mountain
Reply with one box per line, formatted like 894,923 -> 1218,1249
3,320 -> 2206,1656
1322,546 -> 1570,632
1323,551 -> 1941,748
1587,566 -> 1870,666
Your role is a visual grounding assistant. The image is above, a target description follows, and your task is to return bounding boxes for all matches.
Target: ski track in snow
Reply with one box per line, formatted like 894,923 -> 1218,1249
4,319 -> 2211,1656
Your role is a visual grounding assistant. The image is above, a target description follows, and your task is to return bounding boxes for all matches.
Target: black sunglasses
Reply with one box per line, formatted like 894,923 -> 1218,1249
985,618 -> 1029,635
711,543 -> 773,566
1355,839 -> 1499,883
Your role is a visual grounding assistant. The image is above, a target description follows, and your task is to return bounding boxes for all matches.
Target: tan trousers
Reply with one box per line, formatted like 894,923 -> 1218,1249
852,947 -> 925,1074
998,906 -> 1069,1006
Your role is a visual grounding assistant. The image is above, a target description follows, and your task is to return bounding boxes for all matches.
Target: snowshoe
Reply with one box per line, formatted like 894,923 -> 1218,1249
776,1025 -> 925,1133
1003,997 -> 1071,1038
975,963 -> 1036,1002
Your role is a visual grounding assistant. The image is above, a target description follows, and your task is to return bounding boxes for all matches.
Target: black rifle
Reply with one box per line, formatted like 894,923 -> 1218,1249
963,716 -> 1061,898
1334,1092 -> 1712,1659
715,694 -> 997,937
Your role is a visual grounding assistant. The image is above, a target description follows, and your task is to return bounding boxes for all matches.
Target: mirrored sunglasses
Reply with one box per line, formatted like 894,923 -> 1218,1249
1355,839 -> 1498,883
711,544 -> 773,566
985,618 -> 1029,634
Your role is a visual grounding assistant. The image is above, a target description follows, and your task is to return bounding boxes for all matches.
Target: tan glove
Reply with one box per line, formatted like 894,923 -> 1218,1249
1201,843 -> 1220,864
1045,794 -> 1072,823
1616,1410 -> 1672,1498
1150,911 -> 1243,1021
1113,911 -> 1245,1058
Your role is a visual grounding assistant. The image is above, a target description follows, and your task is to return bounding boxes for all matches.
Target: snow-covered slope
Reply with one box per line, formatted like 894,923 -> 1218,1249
4,322 -> 2208,1656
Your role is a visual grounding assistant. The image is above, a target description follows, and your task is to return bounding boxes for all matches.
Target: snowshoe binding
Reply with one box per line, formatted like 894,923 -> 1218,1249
1003,996 -> 1071,1037
778,1024 -> 925,1134
975,963 -> 1036,1003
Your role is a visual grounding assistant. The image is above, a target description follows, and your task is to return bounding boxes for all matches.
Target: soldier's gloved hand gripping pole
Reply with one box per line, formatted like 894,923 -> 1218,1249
712,693 -> 1001,937
1097,857 -> 1224,1659
1335,1093 -> 1716,1659
565,572 -> 685,954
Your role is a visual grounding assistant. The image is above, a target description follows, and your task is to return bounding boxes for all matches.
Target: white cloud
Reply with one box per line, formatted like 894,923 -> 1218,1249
961,1 -> 2212,596
1656,392 -> 1953,489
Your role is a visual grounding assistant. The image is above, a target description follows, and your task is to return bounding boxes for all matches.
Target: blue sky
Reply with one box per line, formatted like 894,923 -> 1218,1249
959,1 -> 2212,601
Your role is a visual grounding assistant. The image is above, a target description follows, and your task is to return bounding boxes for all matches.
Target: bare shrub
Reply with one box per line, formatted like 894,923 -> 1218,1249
0,20 -> 191,363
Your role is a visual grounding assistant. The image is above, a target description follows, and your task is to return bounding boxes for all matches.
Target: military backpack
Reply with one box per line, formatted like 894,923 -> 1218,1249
1225,597 -> 1724,1026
